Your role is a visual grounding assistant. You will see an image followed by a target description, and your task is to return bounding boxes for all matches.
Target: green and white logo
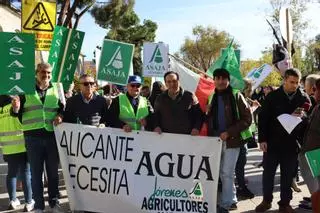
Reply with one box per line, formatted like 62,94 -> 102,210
149,45 -> 163,63
189,181 -> 204,201
246,64 -> 272,90
48,26 -> 85,91
143,42 -> 168,77
107,46 -> 123,69
0,32 -> 35,95
141,177 -> 208,212
98,39 -> 134,85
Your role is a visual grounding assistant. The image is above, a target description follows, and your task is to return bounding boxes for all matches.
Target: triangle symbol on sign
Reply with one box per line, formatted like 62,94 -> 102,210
154,48 -> 163,63
149,45 -> 163,63
193,184 -> 202,196
112,51 -> 123,69
107,47 -> 123,69
115,50 -> 122,61
8,85 -> 24,94
23,2 -> 54,32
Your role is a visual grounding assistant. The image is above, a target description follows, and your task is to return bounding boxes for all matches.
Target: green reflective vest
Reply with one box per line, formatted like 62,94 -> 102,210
119,94 -> 149,130
208,89 -> 253,141
0,104 -> 26,155
22,83 -> 59,132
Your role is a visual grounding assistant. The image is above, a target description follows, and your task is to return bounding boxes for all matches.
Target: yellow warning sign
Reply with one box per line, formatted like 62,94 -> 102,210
22,0 -> 56,51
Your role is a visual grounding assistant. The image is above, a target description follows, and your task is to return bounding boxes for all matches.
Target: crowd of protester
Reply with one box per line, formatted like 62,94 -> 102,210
0,62 -> 320,213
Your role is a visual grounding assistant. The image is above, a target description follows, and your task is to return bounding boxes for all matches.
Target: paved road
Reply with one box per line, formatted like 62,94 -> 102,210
235,149 -> 310,213
0,148 -> 311,212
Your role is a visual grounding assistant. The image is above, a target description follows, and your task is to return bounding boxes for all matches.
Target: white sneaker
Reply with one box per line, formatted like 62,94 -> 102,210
34,209 -> 44,213
51,204 -> 64,213
8,198 -> 20,210
24,199 -> 35,212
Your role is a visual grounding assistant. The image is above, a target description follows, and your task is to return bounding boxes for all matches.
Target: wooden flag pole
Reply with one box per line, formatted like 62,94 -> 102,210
109,83 -> 112,96
286,8 -> 292,66
168,54 -> 213,79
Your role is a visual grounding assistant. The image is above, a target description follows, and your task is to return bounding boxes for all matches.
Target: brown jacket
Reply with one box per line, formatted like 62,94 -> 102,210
207,87 -> 252,148
301,104 -> 320,154
154,88 -> 203,134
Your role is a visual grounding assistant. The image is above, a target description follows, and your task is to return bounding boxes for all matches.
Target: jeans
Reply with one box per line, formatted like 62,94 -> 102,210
235,144 -> 247,188
262,150 -> 297,206
25,135 -> 59,210
6,154 -> 32,203
219,142 -> 240,209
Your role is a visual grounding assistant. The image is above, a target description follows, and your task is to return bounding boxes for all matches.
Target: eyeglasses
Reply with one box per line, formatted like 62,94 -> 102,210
39,70 -> 52,75
129,84 -> 141,88
81,82 -> 95,86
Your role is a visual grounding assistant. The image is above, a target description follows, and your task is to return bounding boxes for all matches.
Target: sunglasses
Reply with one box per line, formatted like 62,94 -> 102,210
81,82 -> 95,86
129,84 -> 141,88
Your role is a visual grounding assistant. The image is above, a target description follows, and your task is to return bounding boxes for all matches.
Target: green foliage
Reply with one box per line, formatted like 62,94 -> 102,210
90,0 -> 136,30
262,71 -> 282,87
304,35 -> 320,74
178,25 -> 239,71
56,0 -> 96,27
241,60 -> 262,77
57,0 -> 94,9
269,0 -> 308,41
90,0 -> 157,75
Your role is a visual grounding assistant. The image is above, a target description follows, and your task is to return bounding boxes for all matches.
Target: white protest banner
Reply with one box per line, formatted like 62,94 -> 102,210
143,42 -> 169,77
246,64 -> 273,90
54,123 -> 222,213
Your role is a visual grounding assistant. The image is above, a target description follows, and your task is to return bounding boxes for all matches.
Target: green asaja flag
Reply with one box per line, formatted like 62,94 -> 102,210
206,40 -> 244,90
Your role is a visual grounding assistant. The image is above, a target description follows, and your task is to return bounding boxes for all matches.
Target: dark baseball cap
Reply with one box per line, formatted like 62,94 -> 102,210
127,75 -> 142,84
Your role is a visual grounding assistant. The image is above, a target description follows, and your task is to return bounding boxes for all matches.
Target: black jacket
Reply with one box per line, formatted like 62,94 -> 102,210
63,93 -> 109,126
258,86 -> 310,152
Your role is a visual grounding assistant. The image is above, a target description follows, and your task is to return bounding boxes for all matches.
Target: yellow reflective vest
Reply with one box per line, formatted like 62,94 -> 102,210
208,89 -> 253,141
119,94 -> 149,130
22,83 -> 59,132
0,104 -> 26,155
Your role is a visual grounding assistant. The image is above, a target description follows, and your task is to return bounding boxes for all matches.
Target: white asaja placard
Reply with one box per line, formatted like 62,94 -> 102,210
143,42 -> 169,77
54,123 -> 222,213
246,64 -> 273,90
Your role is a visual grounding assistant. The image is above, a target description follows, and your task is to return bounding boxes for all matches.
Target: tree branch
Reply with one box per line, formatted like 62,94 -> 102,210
195,35 -> 207,70
74,1 -> 96,29
63,0 -> 80,27
57,0 -> 70,26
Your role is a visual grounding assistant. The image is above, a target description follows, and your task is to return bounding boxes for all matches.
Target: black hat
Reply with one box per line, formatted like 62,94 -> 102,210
213,68 -> 230,80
